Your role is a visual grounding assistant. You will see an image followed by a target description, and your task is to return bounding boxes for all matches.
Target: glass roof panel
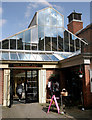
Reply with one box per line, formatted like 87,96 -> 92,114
33,54 -> 43,61
47,54 -> 59,61
38,7 -> 63,27
50,8 -> 57,26
31,26 -> 38,43
44,8 -> 51,26
16,32 -> 24,42
25,29 -> 31,43
59,54 -> 68,59
18,53 -> 27,60
0,52 -> 1,60
0,42 -> 1,49
10,52 -> 18,60
57,13 -> 63,27
40,54 -> 51,61
0,7 -> 87,56
2,52 -> 9,60
38,10 -> 44,26
16,32 -> 24,50
53,54 -> 64,60
24,53 -> 36,61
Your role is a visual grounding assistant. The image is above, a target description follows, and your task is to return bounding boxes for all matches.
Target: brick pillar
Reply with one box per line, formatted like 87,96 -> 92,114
67,21 -> 83,34
84,65 -> 92,108
0,70 -> 3,105
46,70 -> 55,99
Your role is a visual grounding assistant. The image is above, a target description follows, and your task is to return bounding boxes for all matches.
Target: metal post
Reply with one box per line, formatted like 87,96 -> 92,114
60,94 -> 63,111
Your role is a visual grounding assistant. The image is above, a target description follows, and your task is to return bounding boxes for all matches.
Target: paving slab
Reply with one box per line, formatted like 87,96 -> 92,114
2,103 -> 67,119
2,103 -> 92,119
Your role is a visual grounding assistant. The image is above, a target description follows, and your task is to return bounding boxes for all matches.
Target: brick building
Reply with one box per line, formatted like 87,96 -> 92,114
67,11 -> 92,108
0,7 -> 92,108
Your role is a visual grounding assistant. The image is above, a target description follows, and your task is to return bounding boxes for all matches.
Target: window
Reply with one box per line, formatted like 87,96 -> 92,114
17,33 -> 23,50
2,39 -> 9,49
10,38 -> 16,49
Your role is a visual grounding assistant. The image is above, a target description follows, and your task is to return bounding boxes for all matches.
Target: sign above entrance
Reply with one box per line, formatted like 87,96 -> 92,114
9,63 -> 42,68
84,59 -> 90,64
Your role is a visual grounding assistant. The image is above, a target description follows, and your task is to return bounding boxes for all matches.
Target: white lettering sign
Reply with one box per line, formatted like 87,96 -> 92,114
84,59 -> 90,64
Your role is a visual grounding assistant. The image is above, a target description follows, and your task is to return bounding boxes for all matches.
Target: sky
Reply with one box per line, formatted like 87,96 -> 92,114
1,1 -> 91,40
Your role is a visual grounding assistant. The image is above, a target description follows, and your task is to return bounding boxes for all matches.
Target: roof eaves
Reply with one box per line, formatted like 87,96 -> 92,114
76,23 -> 92,35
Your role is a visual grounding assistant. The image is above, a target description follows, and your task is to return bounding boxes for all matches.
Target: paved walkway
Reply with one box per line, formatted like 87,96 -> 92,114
2,103 -> 92,119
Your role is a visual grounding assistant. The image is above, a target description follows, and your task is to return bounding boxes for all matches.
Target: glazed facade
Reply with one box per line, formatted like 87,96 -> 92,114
0,7 -> 87,61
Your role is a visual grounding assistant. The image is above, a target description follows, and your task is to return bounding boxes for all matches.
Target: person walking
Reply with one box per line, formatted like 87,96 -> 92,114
16,81 -> 23,101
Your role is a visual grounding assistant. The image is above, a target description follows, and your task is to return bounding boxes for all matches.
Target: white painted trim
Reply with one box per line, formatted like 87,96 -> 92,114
3,69 -> 10,106
39,69 -> 46,103
0,64 -> 8,68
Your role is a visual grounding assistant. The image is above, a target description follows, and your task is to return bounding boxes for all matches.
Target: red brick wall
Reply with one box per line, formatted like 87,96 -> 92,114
67,21 -> 83,34
46,69 -> 55,98
84,65 -> 92,108
77,27 -> 92,53
46,69 -> 60,98
46,70 -> 54,86
0,69 -> 3,105
59,69 -> 66,91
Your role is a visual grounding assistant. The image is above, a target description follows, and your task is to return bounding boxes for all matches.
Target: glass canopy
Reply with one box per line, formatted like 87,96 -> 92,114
0,7 -> 87,61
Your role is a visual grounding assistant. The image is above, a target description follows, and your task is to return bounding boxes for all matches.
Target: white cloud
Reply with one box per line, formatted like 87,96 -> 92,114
53,4 -> 64,14
25,0 -> 52,18
0,19 -> 7,27
0,7 -> 7,27
25,1 -> 64,19
0,7 -> 2,15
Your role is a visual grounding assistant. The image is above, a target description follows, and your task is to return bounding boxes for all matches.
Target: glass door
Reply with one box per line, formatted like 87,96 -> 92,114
25,70 -> 38,103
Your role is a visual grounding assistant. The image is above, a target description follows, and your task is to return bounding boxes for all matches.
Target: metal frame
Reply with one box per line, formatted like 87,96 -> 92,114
0,7 -> 88,62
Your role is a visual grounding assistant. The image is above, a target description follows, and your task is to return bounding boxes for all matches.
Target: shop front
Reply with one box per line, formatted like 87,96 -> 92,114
2,62 -> 50,107
1,7 -> 91,108
10,69 -> 38,104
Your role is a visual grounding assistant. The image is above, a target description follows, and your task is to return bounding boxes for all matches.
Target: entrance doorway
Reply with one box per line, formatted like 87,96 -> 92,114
10,69 -> 38,105
26,70 -> 38,102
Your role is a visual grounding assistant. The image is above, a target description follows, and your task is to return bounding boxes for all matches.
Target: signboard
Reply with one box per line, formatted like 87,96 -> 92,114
9,63 -> 42,68
47,95 -> 60,114
90,70 -> 92,93
84,59 -> 90,64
